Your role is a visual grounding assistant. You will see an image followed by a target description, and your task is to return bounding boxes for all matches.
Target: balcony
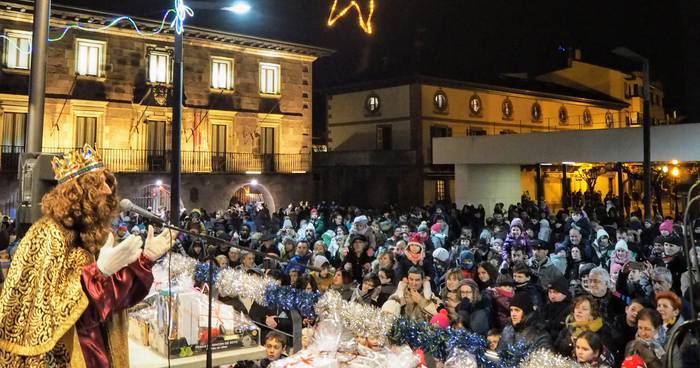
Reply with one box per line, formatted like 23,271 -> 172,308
0,146 -> 310,174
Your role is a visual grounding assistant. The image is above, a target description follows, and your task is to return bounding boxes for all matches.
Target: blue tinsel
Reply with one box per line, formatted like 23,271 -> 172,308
194,263 -> 221,285
389,317 -> 532,368
263,284 -> 320,317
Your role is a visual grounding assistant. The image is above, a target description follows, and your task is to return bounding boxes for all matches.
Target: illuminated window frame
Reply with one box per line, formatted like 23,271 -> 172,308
211,56 -> 234,90
75,38 -> 106,77
259,62 -> 281,95
3,29 -> 31,70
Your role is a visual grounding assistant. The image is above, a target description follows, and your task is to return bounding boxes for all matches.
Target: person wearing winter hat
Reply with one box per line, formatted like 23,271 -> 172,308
458,249 -> 475,279
310,255 -> 333,292
429,308 -> 450,329
502,217 -> 531,263
394,233 -> 435,282
344,214 -> 377,249
497,291 -> 551,351
621,354 -> 647,368
610,240 -> 633,284
661,233 -> 686,295
541,276 -> 573,340
430,222 -> 447,249
115,223 -> 129,241
659,220 -> 674,237
528,240 -> 563,288
432,247 -> 450,282
488,274 -> 515,329
550,242 -> 568,275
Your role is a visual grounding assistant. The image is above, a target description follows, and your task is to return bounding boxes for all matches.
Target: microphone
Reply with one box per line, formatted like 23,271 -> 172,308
119,199 -> 165,225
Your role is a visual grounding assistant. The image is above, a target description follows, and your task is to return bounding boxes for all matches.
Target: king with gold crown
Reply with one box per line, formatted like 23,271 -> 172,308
0,145 -> 175,367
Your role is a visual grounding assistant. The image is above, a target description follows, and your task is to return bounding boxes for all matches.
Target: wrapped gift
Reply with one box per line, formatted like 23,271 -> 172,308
269,351 -> 339,368
128,306 -> 155,347
150,288 -> 260,358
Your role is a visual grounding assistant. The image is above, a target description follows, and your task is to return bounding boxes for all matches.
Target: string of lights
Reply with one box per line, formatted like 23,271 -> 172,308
327,0 -> 375,34
5,0 -> 194,55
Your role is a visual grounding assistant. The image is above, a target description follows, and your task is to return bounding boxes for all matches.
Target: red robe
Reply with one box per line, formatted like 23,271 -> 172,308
78,254 -> 154,367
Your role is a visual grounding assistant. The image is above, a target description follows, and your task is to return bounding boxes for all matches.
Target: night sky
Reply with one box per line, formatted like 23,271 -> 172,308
56,0 -> 698,119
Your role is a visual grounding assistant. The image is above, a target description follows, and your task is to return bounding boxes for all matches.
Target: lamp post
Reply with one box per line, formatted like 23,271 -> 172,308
170,1 -> 251,226
613,46 -> 652,218
26,0 -> 51,153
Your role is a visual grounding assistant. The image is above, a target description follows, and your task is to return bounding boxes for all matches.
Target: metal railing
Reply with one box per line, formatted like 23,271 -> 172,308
0,146 -> 310,174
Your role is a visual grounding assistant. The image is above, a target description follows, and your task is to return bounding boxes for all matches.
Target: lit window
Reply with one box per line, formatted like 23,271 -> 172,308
531,102 -> 542,121
436,180 -> 446,201
583,109 -> 593,126
148,49 -> 172,84
259,62 -> 281,95
433,90 -> 448,112
559,106 -> 568,124
3,30 -> 31,70
502,98 -> 514,118
211,57 -> 233,89
365,94 -> 380,113
76,39 -> 106,77
605,111 -> 614,128
469,94 -> 482,115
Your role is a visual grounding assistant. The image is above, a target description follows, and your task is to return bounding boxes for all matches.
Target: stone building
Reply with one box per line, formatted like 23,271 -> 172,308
315,68 -> 670,210
0,0 -> 331,215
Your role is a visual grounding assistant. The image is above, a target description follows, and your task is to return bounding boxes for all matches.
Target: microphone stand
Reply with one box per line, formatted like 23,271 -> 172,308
148,219 -> 321,368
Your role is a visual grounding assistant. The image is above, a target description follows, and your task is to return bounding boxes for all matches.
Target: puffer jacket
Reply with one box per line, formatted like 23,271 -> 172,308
497,312 -> 552,352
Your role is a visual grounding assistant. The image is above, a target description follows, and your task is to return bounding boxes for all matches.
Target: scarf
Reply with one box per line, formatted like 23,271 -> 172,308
568,316 -> 603,338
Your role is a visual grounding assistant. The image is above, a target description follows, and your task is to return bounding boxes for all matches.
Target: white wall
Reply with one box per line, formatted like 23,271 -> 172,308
328,85 -> 411,151
434,124 -> 700,165
455,164 -> 522,211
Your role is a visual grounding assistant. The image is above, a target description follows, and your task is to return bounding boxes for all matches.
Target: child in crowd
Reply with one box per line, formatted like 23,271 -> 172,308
502,218 -> 531,264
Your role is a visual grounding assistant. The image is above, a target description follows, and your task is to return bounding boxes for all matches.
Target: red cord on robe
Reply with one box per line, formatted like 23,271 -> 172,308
78,254 -> 155,368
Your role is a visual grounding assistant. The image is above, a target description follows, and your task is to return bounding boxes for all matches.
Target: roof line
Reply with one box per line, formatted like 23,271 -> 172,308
4,0 -> 334,57
321,74 -> 628,109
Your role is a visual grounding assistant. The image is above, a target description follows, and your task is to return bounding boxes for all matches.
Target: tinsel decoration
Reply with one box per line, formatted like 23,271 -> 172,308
498,341 -> 533,368
315,290 -> 395,339
155,253 -> 197,279
194,263 -> 220,285
389,317 -> 532,367
389,318 -> 449,360
264,284 -> 320,317
518,349 -> 585,368
444,348 -> 478,368
445,326 -> 494,368
215,268 -> 277,304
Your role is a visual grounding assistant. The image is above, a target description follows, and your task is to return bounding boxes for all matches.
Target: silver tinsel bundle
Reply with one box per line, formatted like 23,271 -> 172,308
519,349 -> 587,368
155,253 -> 197,280
215,268 -> 277,304
315,291 -> 395,339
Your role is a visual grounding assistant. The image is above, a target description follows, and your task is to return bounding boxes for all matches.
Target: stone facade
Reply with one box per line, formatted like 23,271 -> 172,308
0,1 -> 330,216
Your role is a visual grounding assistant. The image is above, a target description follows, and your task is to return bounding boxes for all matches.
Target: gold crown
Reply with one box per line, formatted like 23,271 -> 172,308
51,144 -> 105,184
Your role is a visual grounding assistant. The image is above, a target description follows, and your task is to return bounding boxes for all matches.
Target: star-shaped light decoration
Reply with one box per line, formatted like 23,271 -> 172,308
327,0 -> 375,34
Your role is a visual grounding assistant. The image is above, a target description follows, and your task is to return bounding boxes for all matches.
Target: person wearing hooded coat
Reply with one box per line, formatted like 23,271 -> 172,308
539,277 -> 573,340
585,228 -> 611,265
497,292 -> 552,351
456,278 -> 492,335
538,218 -> 552,243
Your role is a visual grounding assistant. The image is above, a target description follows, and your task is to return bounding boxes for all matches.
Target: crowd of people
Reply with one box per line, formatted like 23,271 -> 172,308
2,193 -> 700,368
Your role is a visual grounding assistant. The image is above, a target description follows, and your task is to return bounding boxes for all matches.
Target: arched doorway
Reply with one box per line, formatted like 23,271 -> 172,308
132,184 -> 184,214
229,183 -> 276,213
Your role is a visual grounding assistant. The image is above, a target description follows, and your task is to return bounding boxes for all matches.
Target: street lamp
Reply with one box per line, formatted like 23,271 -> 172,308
671,167 -> 680,177
170,1 -> 251,226
223,1 -> 251,14
613,46 -> 652,218
250,179 -> 259,186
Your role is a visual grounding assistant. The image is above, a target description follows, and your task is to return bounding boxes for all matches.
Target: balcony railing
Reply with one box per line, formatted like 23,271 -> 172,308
0,146 -> 310,174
